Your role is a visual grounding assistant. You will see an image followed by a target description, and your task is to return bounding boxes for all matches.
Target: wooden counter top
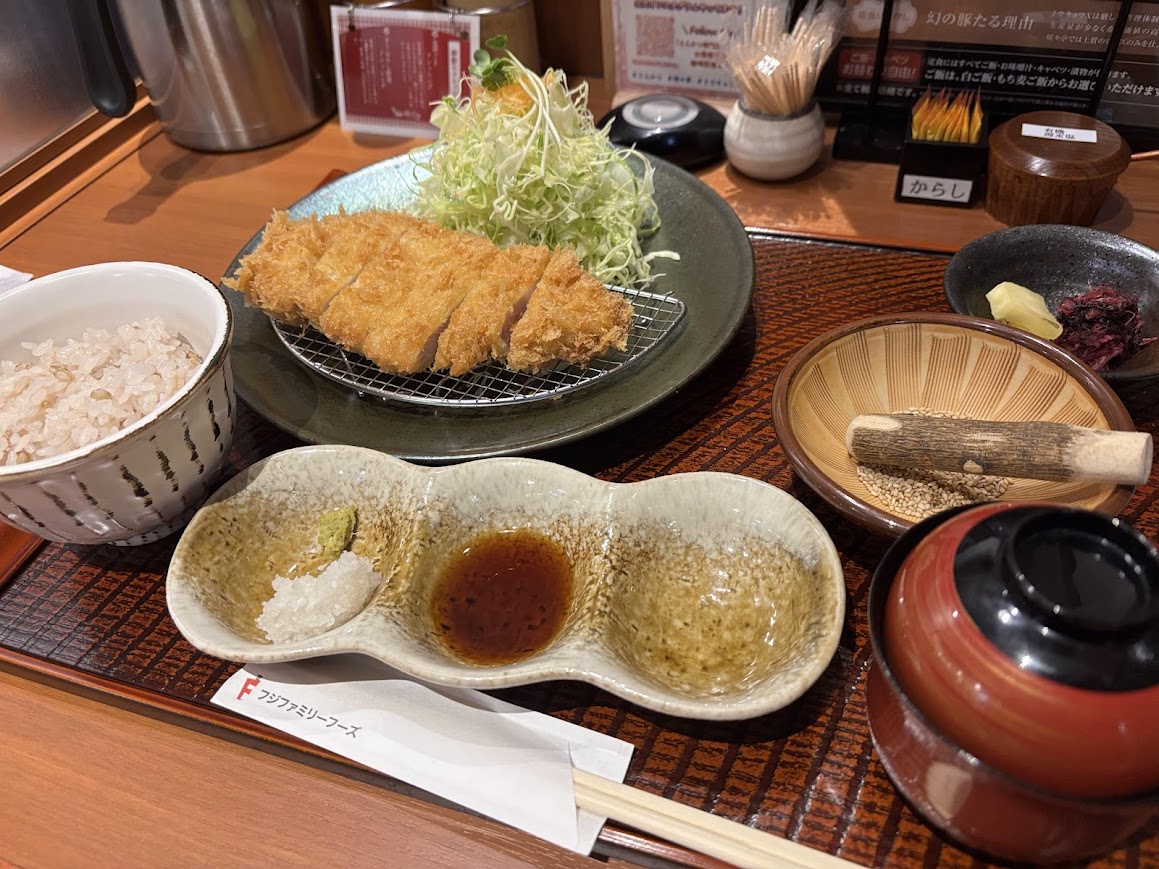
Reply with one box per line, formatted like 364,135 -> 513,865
0,668 -> 611,869
4,102 -> 1157,281
703,138 -> 1158,252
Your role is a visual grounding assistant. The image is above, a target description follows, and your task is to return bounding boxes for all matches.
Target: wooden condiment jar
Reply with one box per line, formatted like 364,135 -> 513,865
986,110 -> 1130,226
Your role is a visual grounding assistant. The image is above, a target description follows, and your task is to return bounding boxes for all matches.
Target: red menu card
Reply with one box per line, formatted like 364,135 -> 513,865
330,6 -> 479,138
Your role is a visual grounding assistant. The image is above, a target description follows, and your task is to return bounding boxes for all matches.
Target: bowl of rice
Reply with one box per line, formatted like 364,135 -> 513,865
0,261 -> 234,545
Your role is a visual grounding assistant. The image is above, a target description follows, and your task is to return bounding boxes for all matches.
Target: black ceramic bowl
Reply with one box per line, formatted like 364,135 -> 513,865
943,225 -> 1159,400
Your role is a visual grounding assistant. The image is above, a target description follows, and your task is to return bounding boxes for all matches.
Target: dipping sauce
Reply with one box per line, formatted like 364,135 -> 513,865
431,528 -> 572,665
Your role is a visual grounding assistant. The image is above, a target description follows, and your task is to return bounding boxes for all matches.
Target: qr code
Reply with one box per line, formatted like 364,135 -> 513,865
635,15 -> 675,58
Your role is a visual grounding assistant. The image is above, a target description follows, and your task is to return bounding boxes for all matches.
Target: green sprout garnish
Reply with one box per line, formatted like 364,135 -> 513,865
468,34 -> 516,91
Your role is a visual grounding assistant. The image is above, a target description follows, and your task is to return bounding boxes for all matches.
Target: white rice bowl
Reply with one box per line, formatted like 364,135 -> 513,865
0,262 -> 234,546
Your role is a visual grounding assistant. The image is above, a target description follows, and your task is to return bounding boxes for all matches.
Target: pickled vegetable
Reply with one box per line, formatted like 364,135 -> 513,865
1055,285 -> 1156,370
986,281 -> 1063,340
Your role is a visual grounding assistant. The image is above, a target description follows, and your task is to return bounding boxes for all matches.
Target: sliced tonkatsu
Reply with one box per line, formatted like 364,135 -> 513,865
227,209 -> 636,376
224,209 -> 420,327
357,225 -> 495,374
315,239 -> 412,354
293,210 -> 420,323
506,247 -> 634,372
225,211 -> 326,324
434,244 -> 552,376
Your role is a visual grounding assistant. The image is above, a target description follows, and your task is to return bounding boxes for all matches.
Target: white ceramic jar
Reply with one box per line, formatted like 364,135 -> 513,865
724,100 -> 825,181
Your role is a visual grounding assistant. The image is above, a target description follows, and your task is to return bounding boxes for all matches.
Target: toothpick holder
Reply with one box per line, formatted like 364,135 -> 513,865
724,100 -> 824,182
893,118 -> 989,209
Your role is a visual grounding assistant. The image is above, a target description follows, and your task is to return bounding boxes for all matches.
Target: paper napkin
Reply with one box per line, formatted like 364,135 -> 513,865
213,655 -> 633,854
0,265 -> 31,294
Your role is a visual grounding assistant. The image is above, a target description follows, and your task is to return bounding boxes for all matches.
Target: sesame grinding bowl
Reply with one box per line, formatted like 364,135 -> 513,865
770,313 -> 1137,537
0,262 -> 234,546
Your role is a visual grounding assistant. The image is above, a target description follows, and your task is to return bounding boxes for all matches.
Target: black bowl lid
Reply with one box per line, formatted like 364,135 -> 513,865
955,506 -> 1159,692
599,95 -> 726,170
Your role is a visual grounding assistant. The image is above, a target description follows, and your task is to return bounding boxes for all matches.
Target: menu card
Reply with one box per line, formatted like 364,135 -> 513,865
212,655 -> 633,855
330,6 -> 480,138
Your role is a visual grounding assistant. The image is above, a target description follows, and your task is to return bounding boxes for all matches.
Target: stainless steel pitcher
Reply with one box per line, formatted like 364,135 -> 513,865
69,0 -> 336,152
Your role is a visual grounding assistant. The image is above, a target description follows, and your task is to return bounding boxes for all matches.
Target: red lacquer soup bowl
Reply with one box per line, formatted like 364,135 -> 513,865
867,502 -> 1159,864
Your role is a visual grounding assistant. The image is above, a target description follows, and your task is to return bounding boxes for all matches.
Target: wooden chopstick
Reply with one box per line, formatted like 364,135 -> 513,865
573,769 -> 860,869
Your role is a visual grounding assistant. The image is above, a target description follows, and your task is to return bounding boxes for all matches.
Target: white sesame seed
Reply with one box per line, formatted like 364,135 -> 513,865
855,407 -> 1012,520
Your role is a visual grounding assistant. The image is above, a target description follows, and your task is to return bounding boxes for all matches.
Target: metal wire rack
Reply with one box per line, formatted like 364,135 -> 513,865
272,286 -> 686,408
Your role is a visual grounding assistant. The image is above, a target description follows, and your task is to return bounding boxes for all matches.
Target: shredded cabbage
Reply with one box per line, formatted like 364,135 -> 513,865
410,51 -> 666,288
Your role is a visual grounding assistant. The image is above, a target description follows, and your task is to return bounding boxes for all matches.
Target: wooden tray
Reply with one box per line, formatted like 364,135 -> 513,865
0,525 -> 44,592
3,235 -> 1157,868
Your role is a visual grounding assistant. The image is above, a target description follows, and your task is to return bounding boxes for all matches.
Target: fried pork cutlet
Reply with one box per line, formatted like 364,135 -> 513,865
223,211 -> 326,324
506,248 -> 635,372
434,244 -> 552,376
317,221 -> 478,373
230,210 -> 639,377
359,227 -> 499,374
223,209 -> 420,327
316,240 -> 411,354
290,210 -> 420,323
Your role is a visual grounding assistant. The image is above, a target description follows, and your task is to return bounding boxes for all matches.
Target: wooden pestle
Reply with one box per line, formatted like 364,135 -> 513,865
846,414 -> 1153,486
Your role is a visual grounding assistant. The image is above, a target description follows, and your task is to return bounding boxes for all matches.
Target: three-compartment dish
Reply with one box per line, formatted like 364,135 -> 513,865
166,445 -> 846,721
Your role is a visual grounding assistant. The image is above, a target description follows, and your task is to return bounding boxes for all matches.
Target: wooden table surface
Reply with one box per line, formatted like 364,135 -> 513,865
4,111 -> 1158,280
2,108 -> 1159,869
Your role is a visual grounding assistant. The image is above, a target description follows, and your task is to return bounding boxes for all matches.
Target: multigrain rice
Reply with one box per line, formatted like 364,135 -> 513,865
855,407 -> 1012,519
0,318 -> 201,465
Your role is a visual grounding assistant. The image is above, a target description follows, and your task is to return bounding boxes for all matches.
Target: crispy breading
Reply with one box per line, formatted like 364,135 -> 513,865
222,210 -> 326,324
315,243 -> 410,354
222,209 -> 422,327
291,210 -> 420,323
359,227 -> 497,373
434,244 -> 551,376
506,248 -> 634,372
230,210 -> 637,377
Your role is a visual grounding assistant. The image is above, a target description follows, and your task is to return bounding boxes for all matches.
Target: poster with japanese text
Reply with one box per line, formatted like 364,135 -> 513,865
815,0 -> 1159,133
1101,1 -> 1159,131
331,6 -> 479,138
603,0 -> 1158,140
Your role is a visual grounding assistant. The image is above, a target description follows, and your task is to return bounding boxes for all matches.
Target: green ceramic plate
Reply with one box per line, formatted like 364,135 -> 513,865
220,150 -> 753,463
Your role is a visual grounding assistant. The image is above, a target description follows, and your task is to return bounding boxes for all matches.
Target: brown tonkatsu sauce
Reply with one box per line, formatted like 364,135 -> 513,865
431,529 -> 572,665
